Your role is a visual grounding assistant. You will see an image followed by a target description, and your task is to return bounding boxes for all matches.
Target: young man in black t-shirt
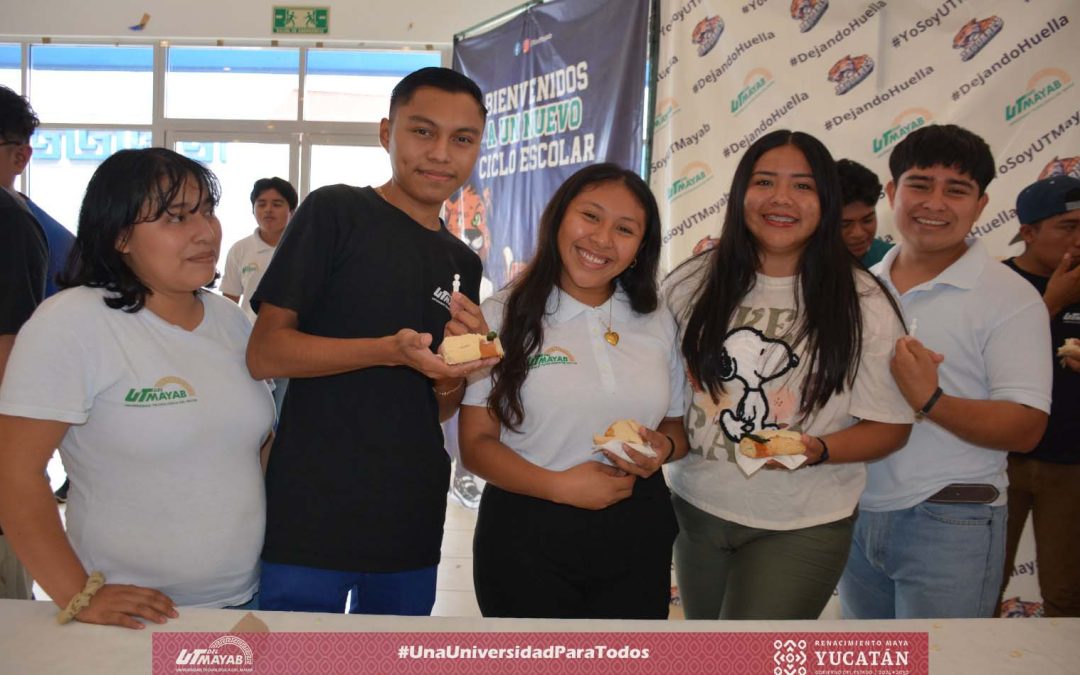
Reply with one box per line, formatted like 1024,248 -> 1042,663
0,85 -> 47,601
248,68 -> 495,615
1000,175 -> 1080,617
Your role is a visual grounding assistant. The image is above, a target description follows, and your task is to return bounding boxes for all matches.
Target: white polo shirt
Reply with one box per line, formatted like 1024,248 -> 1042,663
862,238 -> 1053,511
462,287 -> 686,472
220,230 -> 276,323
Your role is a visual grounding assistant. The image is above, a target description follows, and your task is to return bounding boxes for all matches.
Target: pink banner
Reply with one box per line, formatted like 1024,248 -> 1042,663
153,631 -> 928,674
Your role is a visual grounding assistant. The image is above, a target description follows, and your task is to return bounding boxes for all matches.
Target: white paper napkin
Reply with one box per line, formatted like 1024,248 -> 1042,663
593,439 -> 658,464
735,451 -> 808,476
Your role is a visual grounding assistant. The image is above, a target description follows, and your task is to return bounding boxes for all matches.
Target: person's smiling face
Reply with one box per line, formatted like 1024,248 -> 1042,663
887,164 -> 988,259
557,180 -> 646,306
743,143 -> 821,275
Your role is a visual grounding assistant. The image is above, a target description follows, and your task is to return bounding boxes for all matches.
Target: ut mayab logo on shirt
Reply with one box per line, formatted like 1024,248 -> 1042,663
527,347 -> 577,370
124,376 -> 198,407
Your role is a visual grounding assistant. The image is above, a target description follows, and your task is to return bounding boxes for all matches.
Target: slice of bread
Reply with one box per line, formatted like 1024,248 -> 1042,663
442,333 -> 505,365
1058,337 -> 1080,359
738,429 -> 805,458
593,419 -> 644,446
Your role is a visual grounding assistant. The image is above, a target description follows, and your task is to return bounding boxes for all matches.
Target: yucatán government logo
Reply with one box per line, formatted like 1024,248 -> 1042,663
527,347 -> 577,370
791,0 -> 828,33
125,376 -> 197,407
828,54 -> 873,95
874,108 -> 932,155
691,16 -> 724,57
175,635 -> 253,672
773,638 -> 808,672
1040,156 -> 1080,180
1005,68 -> 1072,124
953,16 -> 1003,61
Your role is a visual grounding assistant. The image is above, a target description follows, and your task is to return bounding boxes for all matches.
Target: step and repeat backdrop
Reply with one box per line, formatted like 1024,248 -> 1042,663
650,0 -> 1078,618
651,0 -> 1078,276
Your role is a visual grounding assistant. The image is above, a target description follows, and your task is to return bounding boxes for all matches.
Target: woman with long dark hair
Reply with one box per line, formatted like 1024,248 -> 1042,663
666,130 -> 912,620
0,148 -> 273,628
459,163 -> 688,619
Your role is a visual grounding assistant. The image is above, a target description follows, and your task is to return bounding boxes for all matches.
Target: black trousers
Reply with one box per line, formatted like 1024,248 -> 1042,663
473,472 -> 678,619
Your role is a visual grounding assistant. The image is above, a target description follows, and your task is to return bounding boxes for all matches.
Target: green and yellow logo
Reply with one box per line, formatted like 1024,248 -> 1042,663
124,376 -> 197,407
667,162 -> 714,203
1006,68 -> 1072,125
731,69 -> 774,116
527,347 -> 577,370
873,108 -> 932,156
653,98 -> 681,132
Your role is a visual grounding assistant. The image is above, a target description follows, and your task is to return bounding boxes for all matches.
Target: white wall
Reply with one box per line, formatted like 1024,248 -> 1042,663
2,0 -> 525,46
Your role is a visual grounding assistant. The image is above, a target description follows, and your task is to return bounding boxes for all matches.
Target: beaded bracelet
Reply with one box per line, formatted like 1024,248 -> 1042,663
57,571 -> 105,625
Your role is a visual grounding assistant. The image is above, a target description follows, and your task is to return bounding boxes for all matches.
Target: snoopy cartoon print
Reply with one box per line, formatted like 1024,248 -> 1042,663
717,327 -> 799,443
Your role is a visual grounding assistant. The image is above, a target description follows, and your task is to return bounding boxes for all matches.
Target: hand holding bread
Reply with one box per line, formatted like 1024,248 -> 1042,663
594,419 -> 671,479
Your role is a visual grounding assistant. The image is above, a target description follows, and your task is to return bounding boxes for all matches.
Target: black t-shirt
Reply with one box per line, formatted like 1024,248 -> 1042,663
1005,258 -> 1080,464
0,188 -> 47,335
252,184 -> 483,571
0,188 -> 47,536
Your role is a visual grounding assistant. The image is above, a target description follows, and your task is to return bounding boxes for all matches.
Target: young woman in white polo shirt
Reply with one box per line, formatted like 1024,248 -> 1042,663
0,148 -> 273,628
666,130 -> 912,620
459,163 -> 688,619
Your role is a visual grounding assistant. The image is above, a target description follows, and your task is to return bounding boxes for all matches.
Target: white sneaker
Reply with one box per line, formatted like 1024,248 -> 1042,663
451,473 -> 482,509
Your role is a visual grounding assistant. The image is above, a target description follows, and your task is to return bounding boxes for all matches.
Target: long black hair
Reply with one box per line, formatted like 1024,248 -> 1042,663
489,163 -> 662,432
60,147 -> 221,312
680,129 -> 897,416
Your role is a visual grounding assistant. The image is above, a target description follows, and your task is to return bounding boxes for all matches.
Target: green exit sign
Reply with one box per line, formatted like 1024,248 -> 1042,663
273,6 -> 329,34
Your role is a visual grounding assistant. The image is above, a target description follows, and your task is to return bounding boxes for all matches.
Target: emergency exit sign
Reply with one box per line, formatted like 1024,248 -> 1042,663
273,6 -> 329,34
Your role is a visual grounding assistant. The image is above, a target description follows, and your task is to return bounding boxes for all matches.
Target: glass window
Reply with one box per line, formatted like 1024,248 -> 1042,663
173,140 -> 291,261
29,45 -> 153,124
0,44 -> 20,92
304,49 -> 440,122
308,144 -> 391,193
167,47 -> 300,120
25,128 -> 153,231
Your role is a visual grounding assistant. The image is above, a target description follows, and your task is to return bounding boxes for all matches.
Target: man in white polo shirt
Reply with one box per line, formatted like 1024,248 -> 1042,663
839,124 -> 1052,619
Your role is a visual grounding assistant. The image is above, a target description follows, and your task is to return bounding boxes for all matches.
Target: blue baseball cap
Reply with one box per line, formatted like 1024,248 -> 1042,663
1016,175 -> 1080,225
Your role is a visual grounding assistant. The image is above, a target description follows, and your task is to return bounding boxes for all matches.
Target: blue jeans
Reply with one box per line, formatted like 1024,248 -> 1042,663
839,502 -> 1006,619
223,593 -> 259,611
259,561 -> 437,615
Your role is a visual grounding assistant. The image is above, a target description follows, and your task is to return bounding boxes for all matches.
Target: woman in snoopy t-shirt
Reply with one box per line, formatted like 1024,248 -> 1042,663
0,148 -> 273,629
666,130 -> 912,620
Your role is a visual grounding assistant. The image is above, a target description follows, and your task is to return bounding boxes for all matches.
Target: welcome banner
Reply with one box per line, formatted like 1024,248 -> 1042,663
451,0 -> 650,296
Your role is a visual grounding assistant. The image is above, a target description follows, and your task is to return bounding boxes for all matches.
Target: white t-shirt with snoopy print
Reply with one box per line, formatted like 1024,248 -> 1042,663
665,255 -> 912,530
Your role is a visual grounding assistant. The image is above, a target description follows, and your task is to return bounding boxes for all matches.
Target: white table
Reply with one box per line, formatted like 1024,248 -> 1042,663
2,599 -> 1077,674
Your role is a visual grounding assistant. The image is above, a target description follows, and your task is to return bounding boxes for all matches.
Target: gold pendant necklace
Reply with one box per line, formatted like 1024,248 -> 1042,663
602,295 -> 619,346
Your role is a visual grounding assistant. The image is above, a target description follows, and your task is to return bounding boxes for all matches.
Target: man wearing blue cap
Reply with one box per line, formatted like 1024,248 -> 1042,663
1000,175 -> 1080,617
